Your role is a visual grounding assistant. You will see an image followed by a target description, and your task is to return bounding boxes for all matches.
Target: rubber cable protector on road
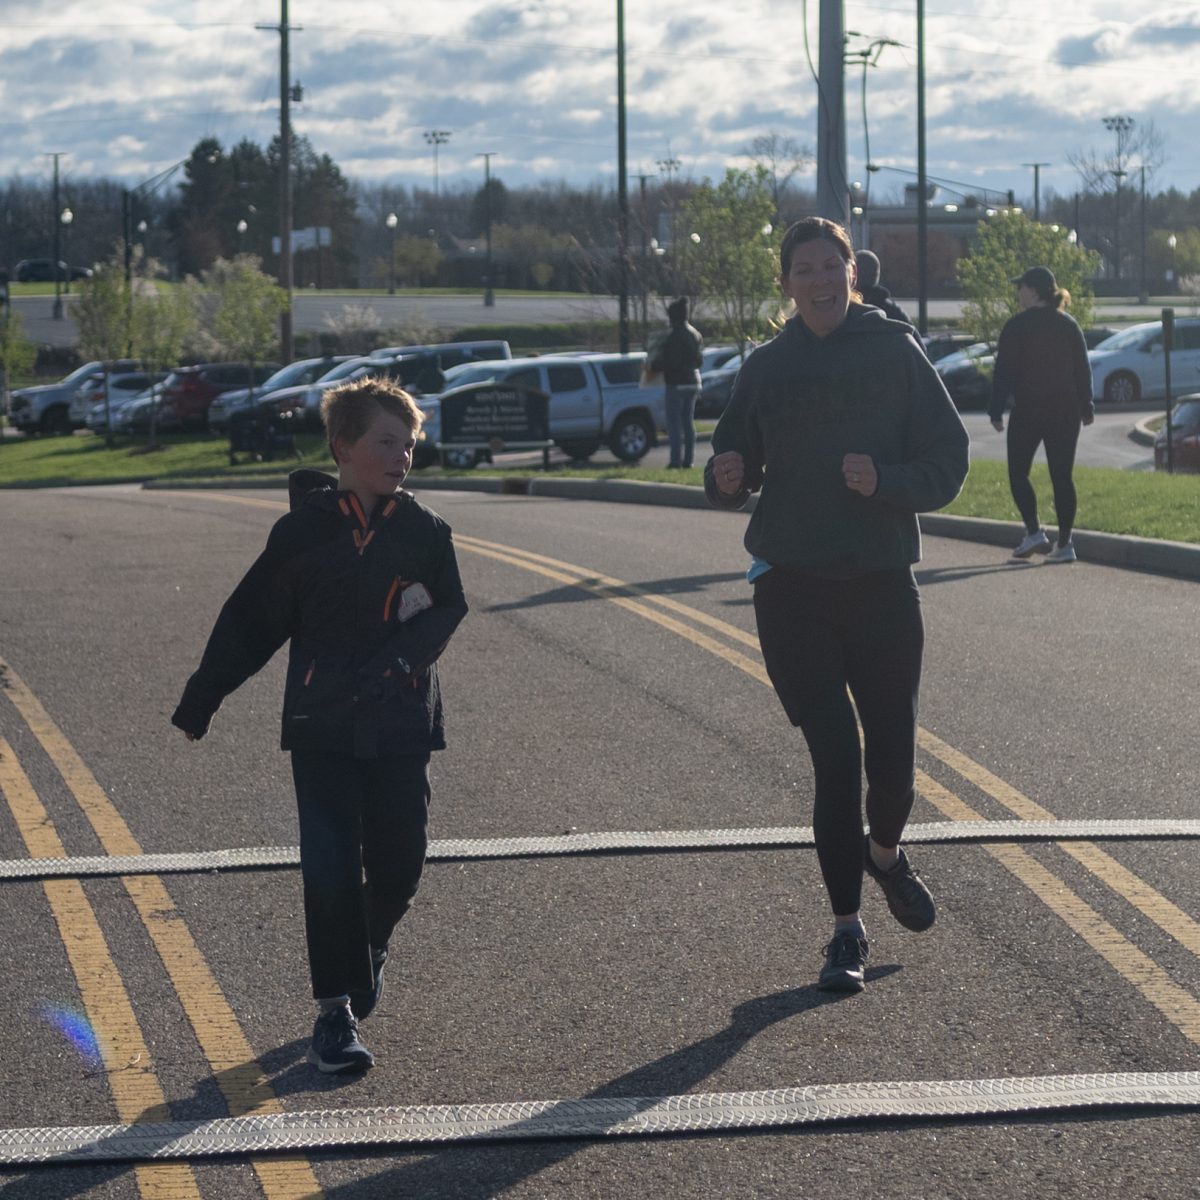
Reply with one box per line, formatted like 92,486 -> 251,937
2,1071 -> 1197,1164
1,820 -> 1199,881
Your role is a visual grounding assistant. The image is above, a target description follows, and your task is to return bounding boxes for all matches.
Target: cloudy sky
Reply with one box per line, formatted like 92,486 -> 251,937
2,1 -> 1199,206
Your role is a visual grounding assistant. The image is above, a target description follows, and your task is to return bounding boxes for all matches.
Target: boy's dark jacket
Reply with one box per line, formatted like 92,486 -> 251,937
171,468 -> 468,758
704,304 -> 969,572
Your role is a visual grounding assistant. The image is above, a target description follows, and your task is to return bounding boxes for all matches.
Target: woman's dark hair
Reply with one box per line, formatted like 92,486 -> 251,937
779,217 -> 855,277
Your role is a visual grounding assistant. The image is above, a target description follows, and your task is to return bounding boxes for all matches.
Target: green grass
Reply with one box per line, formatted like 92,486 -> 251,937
0,430 -> 335,488
2,431 -> 1196,543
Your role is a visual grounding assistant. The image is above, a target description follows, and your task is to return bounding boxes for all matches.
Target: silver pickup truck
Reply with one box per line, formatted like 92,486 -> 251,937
415,352 -> 666,468
8,359 -> 141,435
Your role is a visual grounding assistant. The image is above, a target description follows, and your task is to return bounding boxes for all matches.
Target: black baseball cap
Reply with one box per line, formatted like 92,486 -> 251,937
1011,265 -> 1056,292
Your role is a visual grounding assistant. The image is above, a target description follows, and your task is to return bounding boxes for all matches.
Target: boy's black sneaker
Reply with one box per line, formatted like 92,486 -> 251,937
818,930 -> 869,992
350,947 -> 389,1021
864,837 -> 936,932
307,1005 -> 375,1074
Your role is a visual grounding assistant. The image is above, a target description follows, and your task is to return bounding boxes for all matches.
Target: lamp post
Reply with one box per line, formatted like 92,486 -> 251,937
48,151 -> 67,319
385,212 -> 398,294
1166,233 -> 1177,291
477,153 -> 496,307
59,207 -> 74,295
1102,115 -> 1134,287
236,218 -> 248,254
1023,162 -> 1050,221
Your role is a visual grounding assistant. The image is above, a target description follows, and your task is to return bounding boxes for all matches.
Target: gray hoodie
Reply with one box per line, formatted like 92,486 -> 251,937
705,304 -> 969,574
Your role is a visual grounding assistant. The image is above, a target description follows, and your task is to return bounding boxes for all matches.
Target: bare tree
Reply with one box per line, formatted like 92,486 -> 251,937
1067,119 -> 1168,193
744,131 -> 812,223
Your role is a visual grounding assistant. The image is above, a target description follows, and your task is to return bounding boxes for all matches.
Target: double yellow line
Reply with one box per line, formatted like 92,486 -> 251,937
0,663 -> 321,1199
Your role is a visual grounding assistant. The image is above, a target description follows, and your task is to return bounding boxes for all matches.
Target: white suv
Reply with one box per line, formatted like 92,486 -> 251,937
1088,318 -> 1200,404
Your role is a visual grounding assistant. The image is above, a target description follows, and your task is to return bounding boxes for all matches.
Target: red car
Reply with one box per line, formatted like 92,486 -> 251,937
156,362 -> 281,430
1155,394 -> 1200,472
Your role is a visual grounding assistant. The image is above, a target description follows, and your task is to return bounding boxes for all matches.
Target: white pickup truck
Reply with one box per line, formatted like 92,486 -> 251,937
414,352 -> 666,468
8,359 -> 141,435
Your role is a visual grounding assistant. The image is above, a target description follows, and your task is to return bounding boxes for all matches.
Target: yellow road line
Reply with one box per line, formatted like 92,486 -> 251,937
918,728 -> 1200,962
0,739 -> 202,1199
0,663 -> 321,1199
157,491 -> 1200,1046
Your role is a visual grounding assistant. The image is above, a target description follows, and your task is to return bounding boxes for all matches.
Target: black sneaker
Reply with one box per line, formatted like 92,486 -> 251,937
349,947 -> 389,1021
864,837 -> 936,932
818,930 -> 869,992
307,1005 -> 375,1074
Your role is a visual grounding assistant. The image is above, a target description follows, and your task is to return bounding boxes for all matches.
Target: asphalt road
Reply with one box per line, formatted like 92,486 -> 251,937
0,485 -> 1197,1198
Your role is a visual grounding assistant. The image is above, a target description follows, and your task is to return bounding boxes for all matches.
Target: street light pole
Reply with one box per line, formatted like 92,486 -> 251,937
1102,115 -> 1134,289
47,152 -> 67,319
385,212 -> 398,295
60,207 -> 74,294
1023,162 -> 1050,221
616,0 -> 630,354
477,154 -> 496,307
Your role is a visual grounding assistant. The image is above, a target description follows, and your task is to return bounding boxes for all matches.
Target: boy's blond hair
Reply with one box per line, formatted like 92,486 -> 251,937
321,377 -> 424,460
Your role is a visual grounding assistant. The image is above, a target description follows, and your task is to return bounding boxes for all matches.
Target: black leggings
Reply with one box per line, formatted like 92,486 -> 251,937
291,750 -> 430,999
753,567 -> 924,917
1007,408 -> 1081,543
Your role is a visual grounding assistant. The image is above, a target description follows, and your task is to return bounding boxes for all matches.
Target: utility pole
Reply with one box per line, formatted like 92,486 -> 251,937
424,131 -> 451,204
616,0 -> 630,354
1024,162 -> 1050,221
1139,164 -> 1148,303
816,0 -> 849,225
46,152 -> 67,319
258,1 -> 299,362
478,153 -> 496,307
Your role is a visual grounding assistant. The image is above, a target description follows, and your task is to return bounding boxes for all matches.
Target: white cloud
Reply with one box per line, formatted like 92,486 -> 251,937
0,0 -> 1197,199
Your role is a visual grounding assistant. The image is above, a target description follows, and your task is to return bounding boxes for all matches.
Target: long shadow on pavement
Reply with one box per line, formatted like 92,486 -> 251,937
320,969 -> 902,1199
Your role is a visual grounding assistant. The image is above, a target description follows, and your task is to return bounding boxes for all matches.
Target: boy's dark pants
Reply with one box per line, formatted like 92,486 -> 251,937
290,749 -> 430,999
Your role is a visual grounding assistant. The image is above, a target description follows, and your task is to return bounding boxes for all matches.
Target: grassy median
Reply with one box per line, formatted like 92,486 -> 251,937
1,430 -> 1196,544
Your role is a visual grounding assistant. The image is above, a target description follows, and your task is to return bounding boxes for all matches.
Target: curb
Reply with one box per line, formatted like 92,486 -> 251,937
146,473 -> 1200,584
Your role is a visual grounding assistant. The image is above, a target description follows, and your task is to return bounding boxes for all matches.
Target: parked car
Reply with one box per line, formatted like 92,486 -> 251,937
1083,326 -> 1119,349
1154,394 -> 1200,472
81,372 -> 165,433
150,362 -> 282,431
418,352 -> 665,467
14,258 -> 93,283
271,355 -> 406,430
697,353 -> 745,418
922,332 -> 978,363
208,356 -> 353,432
372,339 -> 513,365
8,359 -> 142,434
934,342 -> 995,411
698,345 -> 742,374
1089,318 -> 1200,404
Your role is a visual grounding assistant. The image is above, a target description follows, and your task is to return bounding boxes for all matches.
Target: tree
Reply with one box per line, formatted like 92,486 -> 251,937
957,211 -> 1102,346
677,167 -> 779,352
206,256 -> 288,387
744,131 -> 811,224
74,255 -> 135,445
393,235 -> 442,287
130,281 -> 197,448
0,310 -> 37,438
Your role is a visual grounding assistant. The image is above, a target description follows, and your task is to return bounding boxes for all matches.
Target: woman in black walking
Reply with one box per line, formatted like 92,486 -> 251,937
989,266 -> 1095,563
705,218 -> 969,992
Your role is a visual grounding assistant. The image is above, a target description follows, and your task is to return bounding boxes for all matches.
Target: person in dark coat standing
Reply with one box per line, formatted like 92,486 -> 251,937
855,250 -> 911,325
989,265 -> 1094,563
651,296 -> 704,468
